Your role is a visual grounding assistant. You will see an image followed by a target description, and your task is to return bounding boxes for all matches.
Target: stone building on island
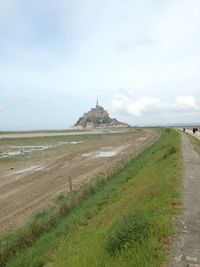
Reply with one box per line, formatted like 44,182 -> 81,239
73,100 -> 129,129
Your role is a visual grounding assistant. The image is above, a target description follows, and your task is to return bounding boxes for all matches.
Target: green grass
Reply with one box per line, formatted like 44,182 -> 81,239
2,128 -> 182,267
187,133 -> 200,155
106,210 -> 154,256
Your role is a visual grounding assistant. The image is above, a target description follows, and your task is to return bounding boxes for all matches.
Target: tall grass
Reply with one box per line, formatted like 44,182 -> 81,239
2,128 -> 182,267
106,210 -> 154,255
187,133 -> 200,155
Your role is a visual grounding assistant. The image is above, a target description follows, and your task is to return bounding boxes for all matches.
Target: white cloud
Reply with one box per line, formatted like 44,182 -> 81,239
115,35 -> 158,52
0,105 -> 4,112
111,95 -> 161,116
110,94 -> 200,121
172,96 -> 198,110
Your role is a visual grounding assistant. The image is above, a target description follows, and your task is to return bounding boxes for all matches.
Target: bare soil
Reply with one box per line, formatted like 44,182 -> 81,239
0,129 -> 157,234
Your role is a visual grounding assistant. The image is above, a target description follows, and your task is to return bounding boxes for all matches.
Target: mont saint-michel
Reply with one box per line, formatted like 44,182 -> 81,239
73,101 -> 129,129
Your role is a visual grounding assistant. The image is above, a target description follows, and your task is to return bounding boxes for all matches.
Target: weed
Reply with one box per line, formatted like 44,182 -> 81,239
163,146 -> 177,159
106,210 -> 154,255
187,133 -> 200,155
165,128 -> 171,134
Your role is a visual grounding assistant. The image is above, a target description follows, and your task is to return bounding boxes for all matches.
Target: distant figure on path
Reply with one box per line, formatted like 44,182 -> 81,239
183,128 -> 185,132
193,128 -> 198,134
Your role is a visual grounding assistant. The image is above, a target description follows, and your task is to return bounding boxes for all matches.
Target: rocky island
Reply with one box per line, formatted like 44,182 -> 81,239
73,100 -> 129,129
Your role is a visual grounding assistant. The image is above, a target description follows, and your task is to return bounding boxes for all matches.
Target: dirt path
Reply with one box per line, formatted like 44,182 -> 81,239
169,133 -> 200,267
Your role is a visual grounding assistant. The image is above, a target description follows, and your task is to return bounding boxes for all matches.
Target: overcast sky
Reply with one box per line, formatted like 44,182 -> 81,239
0,0 -> 200,130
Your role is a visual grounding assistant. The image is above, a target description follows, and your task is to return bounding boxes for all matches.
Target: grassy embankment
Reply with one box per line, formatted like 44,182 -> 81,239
1,128 -> 182,267
187,133 -> 200,155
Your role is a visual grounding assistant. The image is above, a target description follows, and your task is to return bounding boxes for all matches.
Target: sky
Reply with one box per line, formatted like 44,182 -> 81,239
0,0 -> 200,130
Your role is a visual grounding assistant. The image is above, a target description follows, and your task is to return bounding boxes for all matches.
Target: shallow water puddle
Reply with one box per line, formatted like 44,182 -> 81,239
96,150 -> 118,157
82,147 -> 126,158
0,146 -> 52,158
96,145 -> 129,158
64,141 -> 83,145
0,141 -> 83,158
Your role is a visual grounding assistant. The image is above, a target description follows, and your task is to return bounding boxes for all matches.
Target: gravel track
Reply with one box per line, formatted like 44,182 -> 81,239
169,133 -> 200,267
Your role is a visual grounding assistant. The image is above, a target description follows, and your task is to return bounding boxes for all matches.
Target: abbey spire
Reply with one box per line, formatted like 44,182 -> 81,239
96,98 -> 99,107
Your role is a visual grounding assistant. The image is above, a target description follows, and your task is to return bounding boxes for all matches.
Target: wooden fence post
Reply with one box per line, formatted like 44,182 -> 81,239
68,176 -> 73,193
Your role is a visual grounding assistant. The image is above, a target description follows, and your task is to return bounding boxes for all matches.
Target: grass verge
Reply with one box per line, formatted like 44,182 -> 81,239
2,128 -> 182,267
187,133 -> 200,155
